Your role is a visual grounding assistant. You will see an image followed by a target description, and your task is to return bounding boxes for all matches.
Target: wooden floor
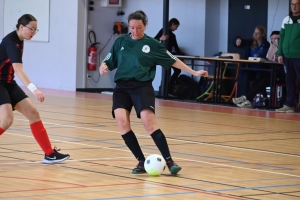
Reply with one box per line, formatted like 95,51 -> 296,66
0,88 -> 300,200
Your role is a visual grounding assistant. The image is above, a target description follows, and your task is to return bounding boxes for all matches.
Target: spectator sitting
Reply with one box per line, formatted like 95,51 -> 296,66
232,30 -> 281,108
233,26 -> 270,99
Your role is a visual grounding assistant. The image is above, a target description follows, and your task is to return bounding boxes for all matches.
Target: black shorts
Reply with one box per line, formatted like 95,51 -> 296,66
0,81 -> 28,109
112,80 -> 155,118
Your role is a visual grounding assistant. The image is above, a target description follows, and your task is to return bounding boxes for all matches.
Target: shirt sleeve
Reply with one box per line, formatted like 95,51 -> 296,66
278,17 -> 287,57
154,43 -> 177,70
260,41 -> 270,58
102,38 -> 120,70
5,39 -> 22,63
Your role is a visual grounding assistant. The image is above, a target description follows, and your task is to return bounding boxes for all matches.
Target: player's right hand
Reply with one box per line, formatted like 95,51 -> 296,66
194,70 -> 208,77
278,56 -> 283,64
99,63 -> 109,75
236,38 -> 241,46
160,34 -> 169,41
33,89 -> 45,102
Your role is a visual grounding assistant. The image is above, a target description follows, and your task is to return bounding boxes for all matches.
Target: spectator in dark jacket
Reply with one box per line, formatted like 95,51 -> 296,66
233,31 -> 283,108
233,26 -> 270,100
155,18 -> 184,86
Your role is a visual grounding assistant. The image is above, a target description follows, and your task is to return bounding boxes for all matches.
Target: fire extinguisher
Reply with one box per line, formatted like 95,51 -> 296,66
87,42 -> 100,71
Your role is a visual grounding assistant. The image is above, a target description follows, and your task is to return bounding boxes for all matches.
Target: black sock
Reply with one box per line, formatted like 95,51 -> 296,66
151,129 -> 172,162
122,130 -> 145,161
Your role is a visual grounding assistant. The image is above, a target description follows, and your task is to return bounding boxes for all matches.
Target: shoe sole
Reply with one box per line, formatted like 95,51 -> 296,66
232,99 -> 245,105
275,110 -> 295,113
237,106 -> 252,108
286,111 -> 295,113
170,166 -> 182,175
237,104 -> 252,108
232,99 -> 239,105
43,155 -> 70,164
132,170 -> 146,174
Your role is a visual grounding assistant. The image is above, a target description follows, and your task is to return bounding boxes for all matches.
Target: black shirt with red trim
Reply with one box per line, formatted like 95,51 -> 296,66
0,31 -> 23,83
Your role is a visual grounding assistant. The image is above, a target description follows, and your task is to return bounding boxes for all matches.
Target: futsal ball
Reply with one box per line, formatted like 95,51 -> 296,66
144,154 -> 166,176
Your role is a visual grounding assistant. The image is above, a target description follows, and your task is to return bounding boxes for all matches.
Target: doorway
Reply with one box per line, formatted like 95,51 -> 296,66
227,0 -> 268,58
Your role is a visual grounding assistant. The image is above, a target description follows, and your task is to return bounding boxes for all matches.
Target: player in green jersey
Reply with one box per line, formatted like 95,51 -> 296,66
99,10 -> 208,175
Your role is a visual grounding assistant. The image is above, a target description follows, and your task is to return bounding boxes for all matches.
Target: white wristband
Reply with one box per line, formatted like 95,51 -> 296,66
27,83 -> 37,93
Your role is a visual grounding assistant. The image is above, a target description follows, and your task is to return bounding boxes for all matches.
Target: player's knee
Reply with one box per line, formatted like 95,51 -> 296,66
116,117 -> 130,130
142,120 -> 156,134
1,117 -> 13,130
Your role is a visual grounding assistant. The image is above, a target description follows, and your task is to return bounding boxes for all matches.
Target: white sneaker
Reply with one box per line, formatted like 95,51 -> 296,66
237,100 -> 252,108
275,105 -> 294,113
232,96 -> 247,105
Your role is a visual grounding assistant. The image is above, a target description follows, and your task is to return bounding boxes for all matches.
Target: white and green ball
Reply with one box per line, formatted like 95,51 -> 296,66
144,154 -> 166,176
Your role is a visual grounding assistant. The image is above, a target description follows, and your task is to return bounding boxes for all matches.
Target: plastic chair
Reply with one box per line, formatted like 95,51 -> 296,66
197,52 -> 240,102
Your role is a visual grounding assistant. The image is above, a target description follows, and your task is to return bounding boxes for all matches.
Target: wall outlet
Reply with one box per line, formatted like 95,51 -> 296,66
87,74 -> 91,79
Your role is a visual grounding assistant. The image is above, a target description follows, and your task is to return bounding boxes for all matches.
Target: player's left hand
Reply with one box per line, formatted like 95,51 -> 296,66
99,63 -> 109,75
33,89 -> 45,102
193,70 -> 208,77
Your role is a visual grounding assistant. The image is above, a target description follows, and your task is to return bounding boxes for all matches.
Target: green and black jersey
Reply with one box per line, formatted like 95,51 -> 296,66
103,34 -> 177,82
278,15 -> 300,58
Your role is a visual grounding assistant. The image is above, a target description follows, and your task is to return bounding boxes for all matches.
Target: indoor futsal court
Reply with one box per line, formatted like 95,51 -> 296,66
0,88 -> 300,200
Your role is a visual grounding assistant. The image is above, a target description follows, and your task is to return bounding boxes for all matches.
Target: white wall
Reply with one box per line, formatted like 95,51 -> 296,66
0,0 -> 4,37
268,0 -> 289,36
0,0 -> 86,91
0,0 -> 289,91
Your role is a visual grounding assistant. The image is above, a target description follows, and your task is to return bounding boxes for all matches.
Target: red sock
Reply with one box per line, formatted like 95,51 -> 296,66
0,127 -> 4,135
30,120 -> 54,155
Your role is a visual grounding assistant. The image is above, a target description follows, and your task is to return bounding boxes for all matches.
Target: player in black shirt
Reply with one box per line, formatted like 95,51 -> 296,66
100,10 -> 208,175
0,14 -> 69,164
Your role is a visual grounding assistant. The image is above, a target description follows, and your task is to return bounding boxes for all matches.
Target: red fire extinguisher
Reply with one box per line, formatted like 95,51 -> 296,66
87,42 -> 100,70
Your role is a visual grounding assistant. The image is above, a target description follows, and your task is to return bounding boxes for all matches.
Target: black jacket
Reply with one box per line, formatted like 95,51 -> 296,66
233,37 -> 270,60
154,28 -> 182,54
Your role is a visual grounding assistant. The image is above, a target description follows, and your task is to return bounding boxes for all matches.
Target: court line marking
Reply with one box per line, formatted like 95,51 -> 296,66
172,157 -> 300,178
89,192 -> 197,200
205,183 -> 300,192
0,157 -> 133,165
28,92 -> 300,122
3,131 -> 300,178
0,185 -> 176,199
13,118 -> 300,158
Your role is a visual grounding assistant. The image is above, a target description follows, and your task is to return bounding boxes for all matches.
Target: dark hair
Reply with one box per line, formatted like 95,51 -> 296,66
127,10 -> 148,26
168,18 -> 180,27
270,31 -> 280,37
16,14 -> 37,29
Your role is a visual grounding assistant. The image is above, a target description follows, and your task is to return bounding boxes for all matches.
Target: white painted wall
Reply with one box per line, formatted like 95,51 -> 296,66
267,0 -> 289,36
0,0 -> 87,91
0,0 -> 289,91
0,0 -> 4,38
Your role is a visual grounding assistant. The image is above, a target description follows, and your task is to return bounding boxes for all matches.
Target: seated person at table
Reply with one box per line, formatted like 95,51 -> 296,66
232,31 -> 284,108
233,26 -> 270,100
